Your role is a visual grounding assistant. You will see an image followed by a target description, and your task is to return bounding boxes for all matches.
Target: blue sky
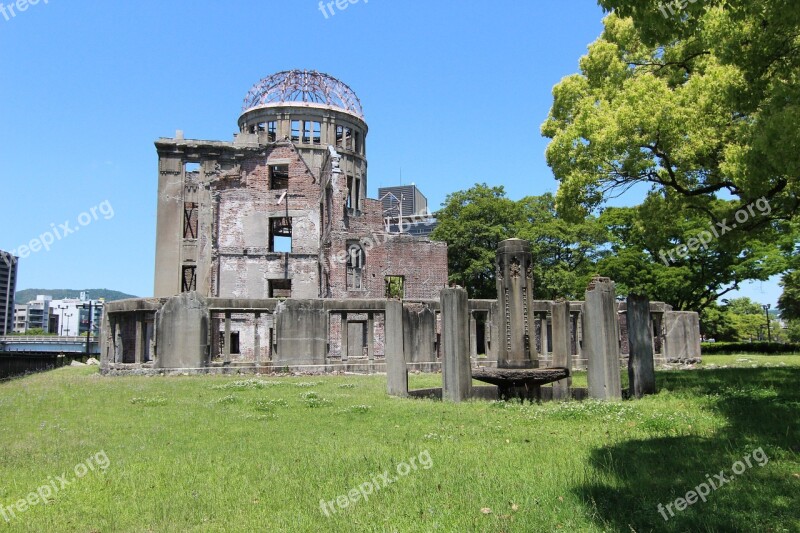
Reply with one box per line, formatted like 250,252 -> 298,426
0,0 -> 782,306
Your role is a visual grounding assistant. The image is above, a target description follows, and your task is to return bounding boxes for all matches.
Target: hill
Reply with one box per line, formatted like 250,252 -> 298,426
14,288 -> 139,303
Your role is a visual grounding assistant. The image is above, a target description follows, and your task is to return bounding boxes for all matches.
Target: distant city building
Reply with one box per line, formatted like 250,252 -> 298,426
51,293 -> 104,336
378,184 -> 438,237
14,295 -> 55,333
0,250 -> 18,335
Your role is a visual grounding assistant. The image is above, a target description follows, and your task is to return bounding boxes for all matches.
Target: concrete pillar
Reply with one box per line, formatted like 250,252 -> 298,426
583,277 -> 622,400
367,313 -> 375,360
223,312 -> 231,364
540,313 -> 549,360
114,318 -> 123,364
469,313 -> 478,359
441,287 -> 473,402
254,312 -> 261,366
134,314 -> 144,364
627,295 -> 656,398
551,301 -> 572,400
385,301 -> 407,397
155,292 -> 210,369
341,313 -> 348,361
496,239 -> 536,369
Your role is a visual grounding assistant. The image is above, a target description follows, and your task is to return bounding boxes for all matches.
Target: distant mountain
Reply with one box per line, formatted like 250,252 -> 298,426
14,289 -> 139,304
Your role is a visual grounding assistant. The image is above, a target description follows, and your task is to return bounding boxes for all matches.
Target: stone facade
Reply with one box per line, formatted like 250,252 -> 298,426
153,70 -> 448,303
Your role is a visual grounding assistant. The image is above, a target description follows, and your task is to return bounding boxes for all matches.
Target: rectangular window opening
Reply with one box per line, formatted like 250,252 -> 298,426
291,120 -> 301,142
335,125 -> 344,147
184,162 -> 201,174
182,266 -> 197,293
384,276 -> 404,299
270,164 -> 289,190
183,202 -> 198,239
344,127 -> 353,150
313,122 -> 321,144
269,280 -> 292,299
230,332 -> 240,355
269,217 -> 292,253
303,121 -> 312,144
267,121 -> 277,142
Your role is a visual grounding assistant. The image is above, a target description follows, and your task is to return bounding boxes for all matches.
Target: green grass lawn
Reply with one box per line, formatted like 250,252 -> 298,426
0,355 -> 798,532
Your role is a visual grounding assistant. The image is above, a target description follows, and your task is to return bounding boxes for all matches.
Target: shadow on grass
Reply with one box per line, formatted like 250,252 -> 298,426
576,367 -> 800,531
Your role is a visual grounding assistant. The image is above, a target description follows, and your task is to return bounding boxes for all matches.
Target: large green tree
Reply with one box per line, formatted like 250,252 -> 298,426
543,3 -> 799,224
431,185 -> 604,299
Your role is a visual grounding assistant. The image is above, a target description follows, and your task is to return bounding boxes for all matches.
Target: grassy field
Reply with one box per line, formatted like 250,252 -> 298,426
0,356 -> 797,532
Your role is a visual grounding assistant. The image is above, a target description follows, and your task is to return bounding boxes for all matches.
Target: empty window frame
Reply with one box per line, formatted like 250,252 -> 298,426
303,121 -> 312,144
344,127 -> 353,150
184,162 -> 201,174
291,120 -> 301,142
269,280 -> 292,299
230,332 -> 241,355
346,243 -> 365,290
384,276 -> 404,299
354,131 -> 361,153
182,266 -> 197,293
267,121 -> 277,142
270,164 -> 289,190
335,125 -> 344,148
346,175 -> 360,211
269,217 -> 292,252
313,122 -> 321,144
183,202 -> 199,239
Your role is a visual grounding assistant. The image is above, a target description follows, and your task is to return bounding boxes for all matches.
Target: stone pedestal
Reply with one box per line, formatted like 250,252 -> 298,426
627,295 -> 656,398
663,311 -> 702,362
441,287 -> 472,402
583,277 -> 622,400
496,239 -> 536,369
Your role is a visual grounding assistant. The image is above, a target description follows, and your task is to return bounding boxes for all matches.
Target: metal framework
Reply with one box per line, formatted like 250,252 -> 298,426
242,70 -> 364,118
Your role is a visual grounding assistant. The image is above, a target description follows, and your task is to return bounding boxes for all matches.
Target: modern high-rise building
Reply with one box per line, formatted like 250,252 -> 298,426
0,250 -> 18,336
378,184 -> 438,237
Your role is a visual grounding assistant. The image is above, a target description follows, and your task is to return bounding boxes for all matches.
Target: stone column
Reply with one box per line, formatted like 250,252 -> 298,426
469,313 -> 478,359
583,277 -> 622,400
551,301 -> 572,400
627,295 -> 656,398
254,312 -> 261,366
441,287 -> 473,402
496,239 -> 536,369
134,314 -> 144,364
341,313 -> 349,361
223,312 -> 232,364
540,313 -> 549,361
114,318 -> 123,364
385,300 -> 407,397
367,313 -> 375,360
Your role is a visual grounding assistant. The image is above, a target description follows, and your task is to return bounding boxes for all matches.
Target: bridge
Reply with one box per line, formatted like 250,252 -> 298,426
0,336 -> 100,355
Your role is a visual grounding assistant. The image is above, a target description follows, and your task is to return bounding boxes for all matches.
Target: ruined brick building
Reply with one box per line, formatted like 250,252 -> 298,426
153,70 -> 449,301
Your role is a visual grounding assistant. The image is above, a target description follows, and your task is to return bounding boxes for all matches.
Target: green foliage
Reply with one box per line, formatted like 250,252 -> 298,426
543,5 -> 800,224
778,270 -> 800,321
431,185 -> 604,299
701,342 -> 800,355
1,365 -> 798,531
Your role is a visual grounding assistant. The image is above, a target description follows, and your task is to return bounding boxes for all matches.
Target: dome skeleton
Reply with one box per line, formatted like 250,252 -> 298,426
242,70 -> 364,119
